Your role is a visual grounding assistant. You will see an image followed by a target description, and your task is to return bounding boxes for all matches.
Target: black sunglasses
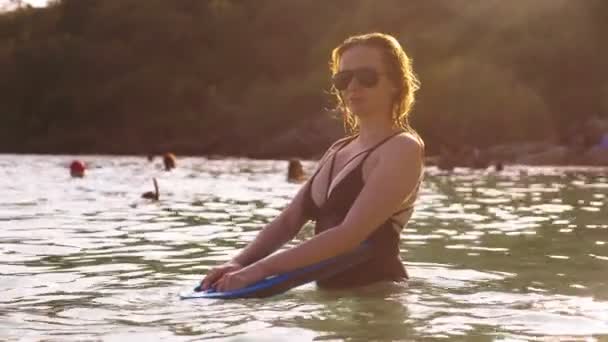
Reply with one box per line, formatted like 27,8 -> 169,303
332,67 -> 383,91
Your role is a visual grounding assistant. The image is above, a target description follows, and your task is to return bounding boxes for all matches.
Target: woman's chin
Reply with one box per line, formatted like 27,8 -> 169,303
349,108 -> 371,118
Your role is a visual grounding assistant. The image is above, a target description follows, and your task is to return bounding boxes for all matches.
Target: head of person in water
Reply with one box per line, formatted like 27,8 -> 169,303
70,160 -> 86,178
494,161 -> 504,172
163,153 -> 176,171
330,33 -> 420,134
287,159 -> 305,183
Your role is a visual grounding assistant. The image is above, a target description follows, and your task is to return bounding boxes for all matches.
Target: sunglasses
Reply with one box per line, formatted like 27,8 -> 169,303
332,67 -> 384,91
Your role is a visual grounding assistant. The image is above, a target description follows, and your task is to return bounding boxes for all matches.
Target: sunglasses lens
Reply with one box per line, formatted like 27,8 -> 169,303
333,72 -> 353,91
356,68 -> 379,87
333,68 -> 380,90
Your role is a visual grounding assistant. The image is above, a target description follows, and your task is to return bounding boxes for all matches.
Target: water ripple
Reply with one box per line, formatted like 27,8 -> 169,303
0,157 -> 607,340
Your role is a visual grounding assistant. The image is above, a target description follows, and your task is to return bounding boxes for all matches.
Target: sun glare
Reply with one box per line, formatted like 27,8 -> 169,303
23,0 -> 48,7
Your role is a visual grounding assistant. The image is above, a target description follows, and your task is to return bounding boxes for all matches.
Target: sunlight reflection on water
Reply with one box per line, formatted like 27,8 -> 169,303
0,155 -> 607,341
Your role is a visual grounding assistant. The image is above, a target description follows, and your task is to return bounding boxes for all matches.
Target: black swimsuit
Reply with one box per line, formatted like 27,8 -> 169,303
303,132 -> 411,289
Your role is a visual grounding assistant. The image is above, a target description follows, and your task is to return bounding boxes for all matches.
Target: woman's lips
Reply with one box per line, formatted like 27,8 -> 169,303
348,95 -> 364,102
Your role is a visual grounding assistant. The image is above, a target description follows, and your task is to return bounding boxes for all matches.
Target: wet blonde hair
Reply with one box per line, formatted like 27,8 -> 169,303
330,33 -> 421,135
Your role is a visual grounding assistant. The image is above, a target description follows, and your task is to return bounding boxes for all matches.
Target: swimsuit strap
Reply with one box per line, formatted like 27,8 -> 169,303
326,131 -> 403,200
326,148 -> 372,200
306,135 -> 357,184
325,136 -> 358,199
358,131 -> 403,165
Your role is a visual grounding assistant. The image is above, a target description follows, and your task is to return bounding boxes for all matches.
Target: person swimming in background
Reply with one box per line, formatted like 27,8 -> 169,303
70,160 -> 86,178
287,159 -> 307,183
163,153 -> 176,171
494,161 -> 504,172
437,145 -> 456,171
141,178 -> 159,200
201,32 -> 424,292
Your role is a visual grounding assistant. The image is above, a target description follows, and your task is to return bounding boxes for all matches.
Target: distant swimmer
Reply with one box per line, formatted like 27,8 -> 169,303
70,160 -> 86,178
494,161 -> 504,172
287,159 -> 307,183
437,145 -> 455,171
141,178 -> 159,200
163,153 -> 176,171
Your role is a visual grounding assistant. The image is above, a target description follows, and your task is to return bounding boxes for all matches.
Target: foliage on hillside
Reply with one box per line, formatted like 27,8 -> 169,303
1,0 -> 606,157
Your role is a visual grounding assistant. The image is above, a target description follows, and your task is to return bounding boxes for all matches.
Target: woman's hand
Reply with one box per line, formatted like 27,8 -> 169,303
214,263 -> 268,292
200,261 -> 243,290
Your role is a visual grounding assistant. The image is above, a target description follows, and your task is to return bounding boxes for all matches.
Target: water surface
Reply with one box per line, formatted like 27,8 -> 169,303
1,155 -> 607,341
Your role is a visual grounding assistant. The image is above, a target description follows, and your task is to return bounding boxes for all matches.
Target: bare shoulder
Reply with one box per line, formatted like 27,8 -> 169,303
319,135 -> 356,163
364,132 -> 423,176
382,132 -> 424,159
331,135 -> 357,149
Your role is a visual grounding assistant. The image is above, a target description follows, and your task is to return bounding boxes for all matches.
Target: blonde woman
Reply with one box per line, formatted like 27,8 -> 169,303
203,33 -> 424,292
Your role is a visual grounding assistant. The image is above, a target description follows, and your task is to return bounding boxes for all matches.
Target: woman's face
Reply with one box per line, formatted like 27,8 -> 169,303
336,45 -> 397,120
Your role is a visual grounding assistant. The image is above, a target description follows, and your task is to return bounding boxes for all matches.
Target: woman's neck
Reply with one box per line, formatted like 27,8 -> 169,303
356,114 -> 399,147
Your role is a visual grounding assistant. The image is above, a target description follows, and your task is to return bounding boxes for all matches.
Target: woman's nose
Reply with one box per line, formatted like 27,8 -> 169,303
346,77 -> 362,91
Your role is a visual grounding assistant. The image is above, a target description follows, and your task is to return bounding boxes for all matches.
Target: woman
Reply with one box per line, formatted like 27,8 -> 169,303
202,33 -> 424,292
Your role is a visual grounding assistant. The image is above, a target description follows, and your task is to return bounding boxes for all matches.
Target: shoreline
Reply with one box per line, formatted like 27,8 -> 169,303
2,151 -> 608,169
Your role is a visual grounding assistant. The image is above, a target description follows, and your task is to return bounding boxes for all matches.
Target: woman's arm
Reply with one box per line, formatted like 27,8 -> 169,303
215,135 -> 424,290
201,173 -> 314,289
231,143 -> 342,266
230,179 -> 313,266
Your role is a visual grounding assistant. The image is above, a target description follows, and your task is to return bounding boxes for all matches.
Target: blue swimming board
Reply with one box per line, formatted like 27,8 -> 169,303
179,243 -> 371,300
